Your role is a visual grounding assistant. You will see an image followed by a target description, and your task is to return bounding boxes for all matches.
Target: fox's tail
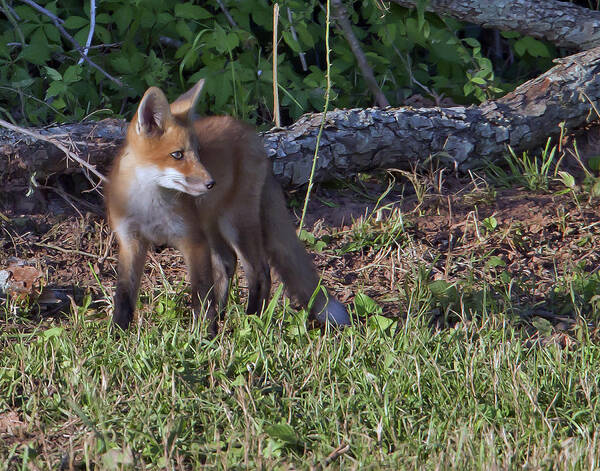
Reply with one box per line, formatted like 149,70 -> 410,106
260,174 -> 350,326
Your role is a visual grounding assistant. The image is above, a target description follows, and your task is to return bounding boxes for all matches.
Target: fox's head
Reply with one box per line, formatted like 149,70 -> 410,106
126,80 -> 214,197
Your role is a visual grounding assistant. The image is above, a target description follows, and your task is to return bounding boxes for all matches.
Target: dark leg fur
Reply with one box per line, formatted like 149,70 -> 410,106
113,283 -> 136,329
246,262 -> 271,314
208,232 -> 237,313
180,238 -> 220,334
113,237 -> 148,330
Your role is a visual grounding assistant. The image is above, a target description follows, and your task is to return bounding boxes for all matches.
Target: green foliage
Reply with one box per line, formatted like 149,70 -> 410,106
0,0 -> 556,126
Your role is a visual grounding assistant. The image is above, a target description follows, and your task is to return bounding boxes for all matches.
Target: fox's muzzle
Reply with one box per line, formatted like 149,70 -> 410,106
187,176 -> 215,192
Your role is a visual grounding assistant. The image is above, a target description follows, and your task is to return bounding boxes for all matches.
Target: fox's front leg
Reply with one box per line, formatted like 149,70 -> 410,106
179,238 -> 218,332
113,234 -> 148,329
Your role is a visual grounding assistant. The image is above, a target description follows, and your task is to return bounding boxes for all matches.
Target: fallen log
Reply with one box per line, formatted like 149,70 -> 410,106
1,46 -> 599,192
391,0 -> 600,51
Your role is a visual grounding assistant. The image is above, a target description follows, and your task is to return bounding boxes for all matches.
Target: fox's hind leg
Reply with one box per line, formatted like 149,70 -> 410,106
219,218 -> 271,315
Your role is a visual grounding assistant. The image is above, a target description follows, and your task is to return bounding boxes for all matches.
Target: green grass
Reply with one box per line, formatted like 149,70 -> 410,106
2,283 -> 600,470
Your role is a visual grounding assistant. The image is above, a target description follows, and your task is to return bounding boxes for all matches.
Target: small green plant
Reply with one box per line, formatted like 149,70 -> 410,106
341,206 -> 407,254
487,138 -> 558,191
482,215 -> 498,233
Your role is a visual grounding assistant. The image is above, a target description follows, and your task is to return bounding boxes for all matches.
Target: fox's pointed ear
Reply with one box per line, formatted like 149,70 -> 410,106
170,79 -> 205,120
136,87 -> 171,136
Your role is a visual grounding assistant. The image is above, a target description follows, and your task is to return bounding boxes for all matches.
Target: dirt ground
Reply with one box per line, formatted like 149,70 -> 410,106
2,166 -> 600,338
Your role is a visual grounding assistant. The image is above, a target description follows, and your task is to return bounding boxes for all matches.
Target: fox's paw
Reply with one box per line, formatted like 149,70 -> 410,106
112,296 -> 134,330
315,298 -> 351,326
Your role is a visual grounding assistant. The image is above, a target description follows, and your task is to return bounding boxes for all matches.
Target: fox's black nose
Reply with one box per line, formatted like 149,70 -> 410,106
206,180 -> 215,190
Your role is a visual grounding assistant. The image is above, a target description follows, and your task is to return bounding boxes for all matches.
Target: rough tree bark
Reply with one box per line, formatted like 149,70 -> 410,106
391,0 -> 600,51
1,46 -> 599,191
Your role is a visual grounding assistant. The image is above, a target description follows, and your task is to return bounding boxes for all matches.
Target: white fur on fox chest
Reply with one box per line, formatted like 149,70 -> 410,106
116,165 -> 190,246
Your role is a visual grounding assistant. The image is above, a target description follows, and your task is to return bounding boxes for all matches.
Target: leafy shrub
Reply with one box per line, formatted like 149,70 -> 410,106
0,0 -> 555,126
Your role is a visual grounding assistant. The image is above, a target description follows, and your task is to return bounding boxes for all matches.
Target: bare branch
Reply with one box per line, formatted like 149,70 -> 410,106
331,0 -> 390,108
287,8 -> 307,72
0,118 -> 107,183
215,0 -> 238,29
77,0 -> 96,65
19,0 -> 124,88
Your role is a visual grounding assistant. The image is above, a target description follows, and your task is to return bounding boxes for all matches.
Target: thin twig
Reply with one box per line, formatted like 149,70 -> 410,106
34,242 -> 108,260
394,46 -> 445,106
216,0 -> 238,28
1,0 -> 25,46
312,443 -> 350,470
19,0 -> 124,88
331,0 -> 389,107
78,0 -> 96,65
38,184 -> 104,215
272,3 -> 281,127
0,118 -> 108,183
287,8 -> 307,71
299,0 -> 332,233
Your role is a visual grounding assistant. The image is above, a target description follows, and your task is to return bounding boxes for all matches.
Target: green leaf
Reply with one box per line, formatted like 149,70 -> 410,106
482,216 -> 498,231
298,229 -> 316,245
95,13 -> 112,24
140,9 -> 155,29
487,256 -> 506,268
282,31 -> 301,53
265,423 -> 302,447
41,326 -> 64,339
64,16 -> 89,29
95,25 -> 112,44
114,5 -> 133,34
63,65 -> 81,84
592,180 -> 600,198
354,292 -> 382,317
514,37 -> 550,58
429,280 -> 452,297
176,20 -> 194,42
13,5 -> 40,22
46,80 -> 66,98
368,314 -> 395,331
588,156 -> 600,172
11,76 -> 35,89
463,37 -> 481,48
21,29 -> 51,65
43,24 -> 61,42
513,39 -> 526,57
558,171 -> 575,189
175,3 -> 212,20
44,66 -> 62,82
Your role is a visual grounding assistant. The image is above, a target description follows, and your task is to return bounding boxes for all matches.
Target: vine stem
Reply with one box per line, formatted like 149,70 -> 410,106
272,3 -> 281,127
298,0 -> 332,234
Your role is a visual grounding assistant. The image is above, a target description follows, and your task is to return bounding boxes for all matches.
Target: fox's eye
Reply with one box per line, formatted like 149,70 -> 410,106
170,150 -> 183,160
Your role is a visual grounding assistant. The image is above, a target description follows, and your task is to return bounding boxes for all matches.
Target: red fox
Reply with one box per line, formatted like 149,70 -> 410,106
106,80 -> 351,331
